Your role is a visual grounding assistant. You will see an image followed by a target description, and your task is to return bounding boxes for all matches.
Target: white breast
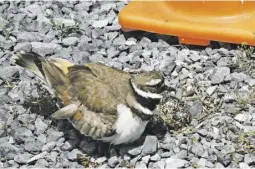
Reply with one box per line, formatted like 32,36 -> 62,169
101,104 -> 149,145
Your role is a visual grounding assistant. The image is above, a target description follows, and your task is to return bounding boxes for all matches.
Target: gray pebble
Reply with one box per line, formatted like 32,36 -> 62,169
35,118 -> 48,135
206,86 -> 217,96
221,144 -> 235,154
62,37 -> 79,46
160,151 -> 174,158
228,161 -> 239,168
0,66 -> 19,81
14,43 -> 32,52
201,150 -> 209,158
107,47 -> 120,58
92,19 -> 109,28
41,142 -> 56,152
31,42 -> 62,56
217,153 -> 231,167
24,140 -> 44,153
54,18 -> 76,27
95,157 -> 107,163
142,136 -> 158,156
244,154 -> 255,165
150,154 -> 161,162
215,162 -> 225,168
0,141 -> 20,160
231,72 -> 248,82
113,34 -> 126,46
34,159 -> 48,167
210,67 -> 230,84
46,129 -> 64,142
0,110 -> 13,129
190,51 -> 201,62
14,153 -> 32,164
234,153 -> 244,162
165,157 -> 188,168
176,150 -> 188,159
160,142 -> 176,151
37,134 -> 47,144
67,149 -> 82,161
61,141 -> 72,151
248,79 -> 255,86
17,32 -> 41,42
108,156 -> 119,168
135,161 -> 147,169
197,129 -> 208,137
130,156 -> 140,167
142,155 -> 150,164
223,92 -> 236,103
191,142 -> 204,157
152,160 -> 165,169
197,157 -> 207,167
206,161 -> 215,168
188,100 -> 203,118
17,114 -> 36,124
56,137 -> 65,147
89,53 -> 104,63
46,151 -> 58,163
211,53 -> 221,63
128,147 -> 141,156
14,128 -> 34,143
239,162 -> 251,169
159,55 -> 176,76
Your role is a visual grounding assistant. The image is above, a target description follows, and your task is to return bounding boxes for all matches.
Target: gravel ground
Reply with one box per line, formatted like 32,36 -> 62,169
0,1 -> 255,168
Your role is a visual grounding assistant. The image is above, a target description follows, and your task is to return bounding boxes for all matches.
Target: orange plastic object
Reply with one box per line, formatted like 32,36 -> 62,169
118,1 -> 255,46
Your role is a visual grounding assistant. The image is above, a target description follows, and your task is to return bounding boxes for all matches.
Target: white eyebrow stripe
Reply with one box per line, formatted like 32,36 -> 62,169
131,79 -> 163,99
145,79 -> 162,86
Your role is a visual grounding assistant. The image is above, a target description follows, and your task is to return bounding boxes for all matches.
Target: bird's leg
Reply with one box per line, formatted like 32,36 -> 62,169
97,141 -> 121,158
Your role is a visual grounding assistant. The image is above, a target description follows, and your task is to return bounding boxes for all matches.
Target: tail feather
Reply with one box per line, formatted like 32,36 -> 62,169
12,51 -> 45,82
12,51 -> 70,104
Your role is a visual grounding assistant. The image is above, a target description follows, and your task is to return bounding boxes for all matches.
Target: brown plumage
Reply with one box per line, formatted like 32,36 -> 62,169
12,51 -> 166,145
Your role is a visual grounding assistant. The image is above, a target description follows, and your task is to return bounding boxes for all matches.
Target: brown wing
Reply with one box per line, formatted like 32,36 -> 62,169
67,64 -> 129,114
51,104 -> 117,139
70,106 -> 117,139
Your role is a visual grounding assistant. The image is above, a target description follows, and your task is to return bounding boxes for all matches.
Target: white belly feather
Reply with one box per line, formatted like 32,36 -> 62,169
101,104 -> 148,145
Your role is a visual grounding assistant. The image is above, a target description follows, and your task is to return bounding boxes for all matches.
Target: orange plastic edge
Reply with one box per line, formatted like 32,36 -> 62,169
118,1 -> 255,46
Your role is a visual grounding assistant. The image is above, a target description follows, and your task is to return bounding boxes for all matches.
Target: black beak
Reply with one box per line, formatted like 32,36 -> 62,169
165,85 -> 177,92
159,84 -> 176,93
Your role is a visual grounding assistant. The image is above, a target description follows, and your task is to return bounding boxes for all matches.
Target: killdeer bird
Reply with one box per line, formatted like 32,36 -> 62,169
12,51 -> 168,145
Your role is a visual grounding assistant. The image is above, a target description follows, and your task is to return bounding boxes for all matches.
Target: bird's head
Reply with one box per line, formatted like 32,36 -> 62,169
130,71 -> 167,100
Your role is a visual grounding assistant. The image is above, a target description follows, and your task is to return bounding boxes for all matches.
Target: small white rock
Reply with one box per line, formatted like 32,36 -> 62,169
62,37 -> 79,46
206,86 -> 217,96
41,142 -> 56,152
248,79 -> 255,86
62,19 -> 76,27
95,157 -> 107,164
142,51 -> 152,58
239,162 -> 250,169
142,155 -> 150,164
9,137 -> 15,144
150,154 -> 161,162
125,40 -> 136,46
171,70 -> 178,77
234,113 -> 252,122
92,19 -> 109,28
